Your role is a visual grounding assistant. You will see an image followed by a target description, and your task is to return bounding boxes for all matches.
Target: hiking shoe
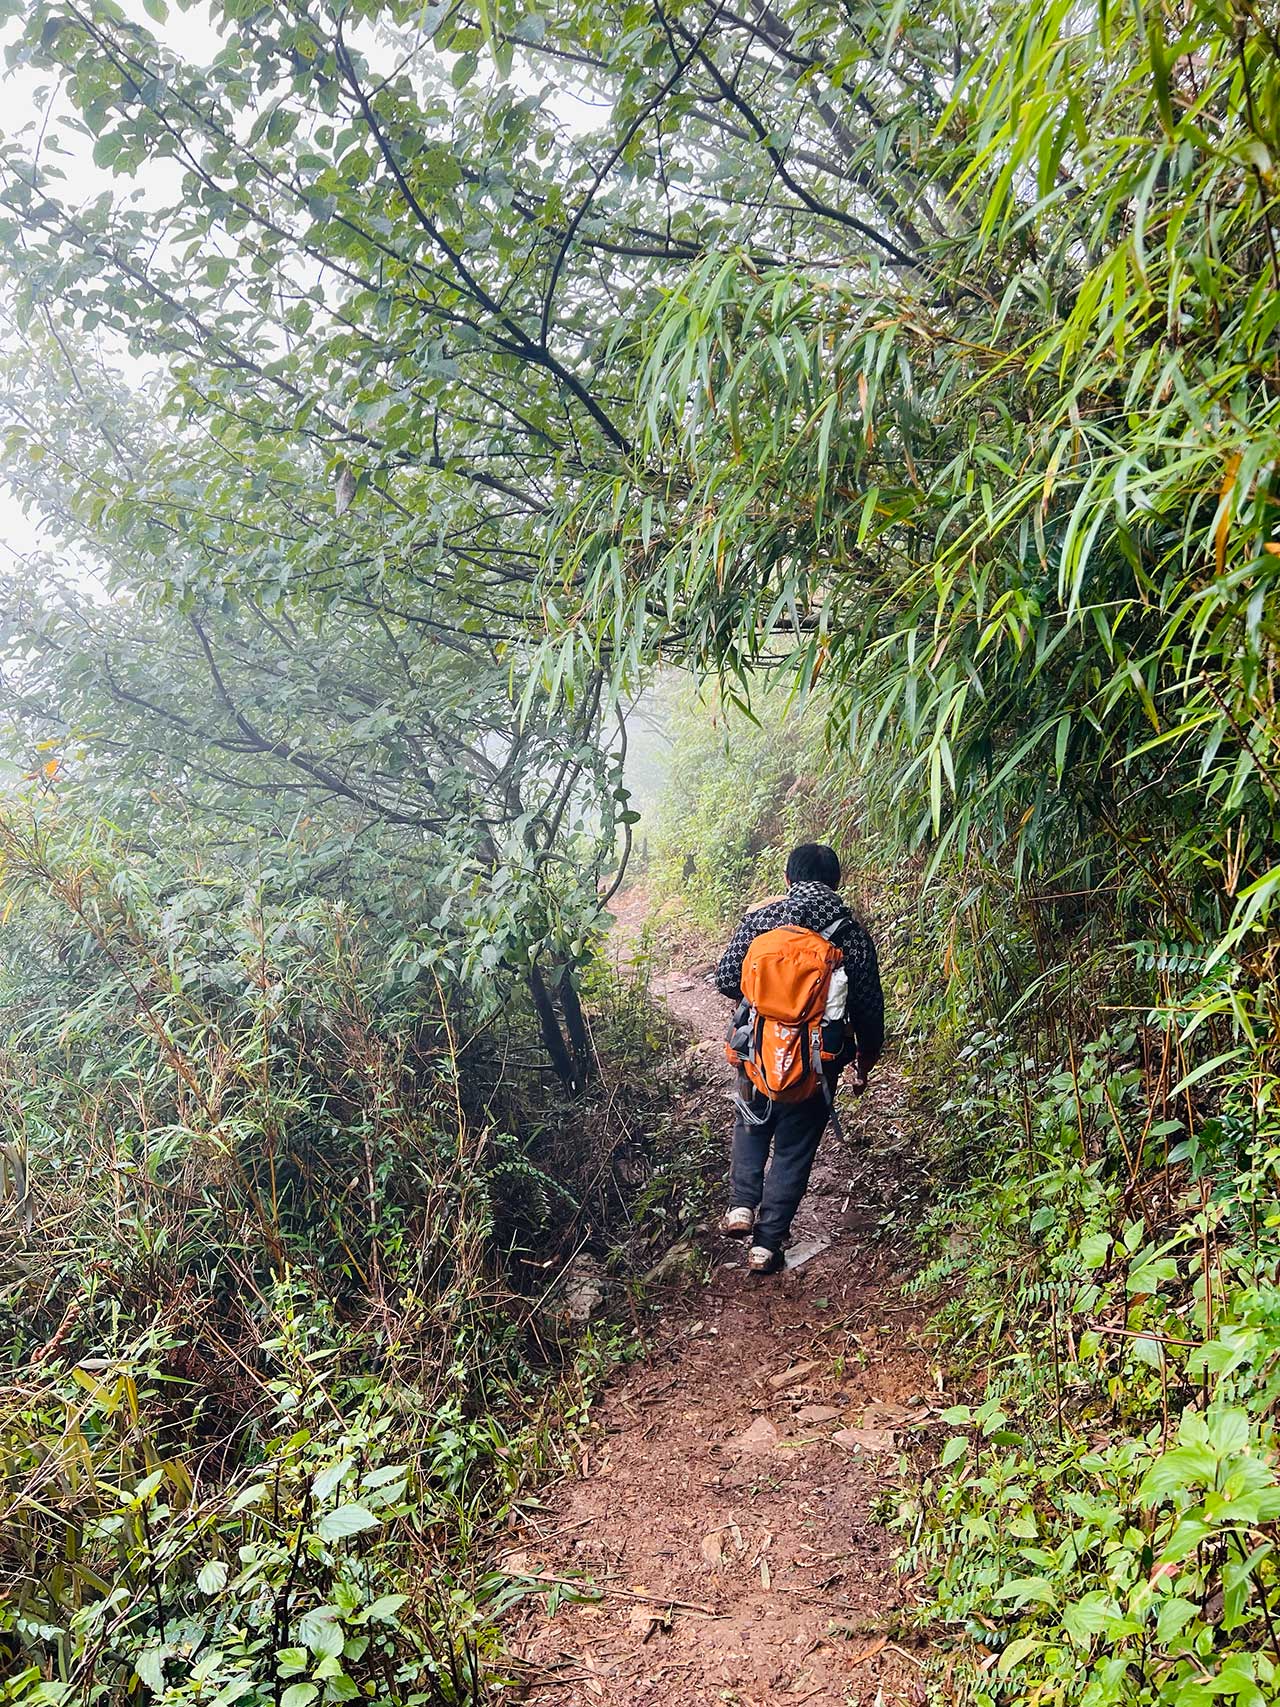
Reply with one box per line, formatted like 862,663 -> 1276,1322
720,1206 -> 755,1238
747,1244 -> 785,1275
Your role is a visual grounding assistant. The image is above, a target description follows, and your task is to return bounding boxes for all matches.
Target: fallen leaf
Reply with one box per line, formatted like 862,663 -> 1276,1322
578,1650 -> 605,1696
785,1236 -> 830,1270
700,1530 -> 724,1567
850,1635 -> 888,1667
761,1558 -> 771,1590
769,1360 -> 819,1391
627,1607 -> 664,1643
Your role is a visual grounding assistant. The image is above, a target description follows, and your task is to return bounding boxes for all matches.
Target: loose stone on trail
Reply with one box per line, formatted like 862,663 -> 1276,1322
767,1358 -> 819,1390
730,1415 -> 781,1454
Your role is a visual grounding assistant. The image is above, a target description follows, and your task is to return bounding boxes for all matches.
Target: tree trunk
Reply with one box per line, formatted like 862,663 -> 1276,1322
558,966 -> 593,1084
528,963 -> 579,1092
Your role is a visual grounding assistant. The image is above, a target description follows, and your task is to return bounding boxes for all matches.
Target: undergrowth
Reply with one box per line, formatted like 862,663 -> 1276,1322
890,869 -> 1280,1706
798,813 -> 1280,1707
0,810 -> 701,1705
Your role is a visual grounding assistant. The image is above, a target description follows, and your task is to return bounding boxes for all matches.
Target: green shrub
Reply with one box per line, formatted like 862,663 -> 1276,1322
895,926 -> 1280,1703
0,808 -> 684,1703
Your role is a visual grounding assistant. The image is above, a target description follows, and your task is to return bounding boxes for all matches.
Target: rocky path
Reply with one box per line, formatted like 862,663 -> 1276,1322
505,912 -> 938,1705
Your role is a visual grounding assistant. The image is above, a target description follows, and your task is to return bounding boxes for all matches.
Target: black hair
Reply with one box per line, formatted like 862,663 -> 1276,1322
785,842 -> 841,888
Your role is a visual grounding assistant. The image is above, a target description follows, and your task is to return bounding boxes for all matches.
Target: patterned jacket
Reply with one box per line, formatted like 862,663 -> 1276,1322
713,881 -> 885,1072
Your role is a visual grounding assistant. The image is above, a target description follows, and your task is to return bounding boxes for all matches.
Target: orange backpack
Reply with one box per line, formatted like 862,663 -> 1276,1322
724,923 -> 843,1104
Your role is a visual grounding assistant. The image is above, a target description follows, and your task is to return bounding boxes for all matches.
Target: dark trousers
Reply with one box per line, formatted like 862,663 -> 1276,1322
729,1086 -> 829,1253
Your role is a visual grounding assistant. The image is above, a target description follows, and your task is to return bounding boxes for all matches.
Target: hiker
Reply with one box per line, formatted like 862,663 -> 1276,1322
714,842 -> 884,1275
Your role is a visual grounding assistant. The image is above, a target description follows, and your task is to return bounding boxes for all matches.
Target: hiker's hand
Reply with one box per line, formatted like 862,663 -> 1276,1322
845,1067 -> 867,1095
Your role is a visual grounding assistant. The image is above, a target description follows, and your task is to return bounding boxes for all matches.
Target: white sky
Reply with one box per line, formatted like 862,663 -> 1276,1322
0,2 -> 225,562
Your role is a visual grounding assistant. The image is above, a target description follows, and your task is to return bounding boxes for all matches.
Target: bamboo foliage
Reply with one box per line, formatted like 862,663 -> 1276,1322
557,0 -> 1280,979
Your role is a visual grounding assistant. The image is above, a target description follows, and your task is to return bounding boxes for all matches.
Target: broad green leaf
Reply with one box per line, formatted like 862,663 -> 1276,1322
1062,1590 -> 1120,1645
317,1502 -> 379,1542
1138,1443 -> 1218,1505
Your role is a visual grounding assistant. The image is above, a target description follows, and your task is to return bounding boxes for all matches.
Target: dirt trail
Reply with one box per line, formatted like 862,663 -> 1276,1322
506,906 -> 937,1705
